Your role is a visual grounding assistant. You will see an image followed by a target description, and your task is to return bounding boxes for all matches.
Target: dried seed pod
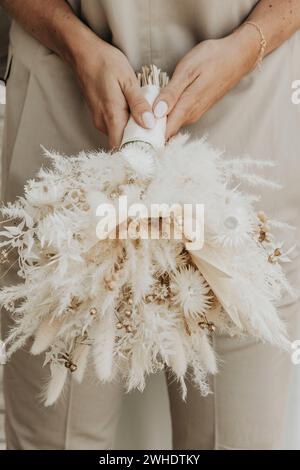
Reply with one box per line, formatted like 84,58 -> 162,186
69,363 -> 78,372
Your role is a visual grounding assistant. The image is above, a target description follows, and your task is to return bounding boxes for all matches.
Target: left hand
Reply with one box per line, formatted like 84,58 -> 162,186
152,27 -> 261,140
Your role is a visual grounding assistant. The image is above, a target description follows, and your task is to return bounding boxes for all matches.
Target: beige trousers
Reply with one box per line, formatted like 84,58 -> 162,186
1,1 -> 300,449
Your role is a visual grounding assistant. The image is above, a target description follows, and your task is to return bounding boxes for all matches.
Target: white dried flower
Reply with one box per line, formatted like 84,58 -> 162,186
25,180 -> 65,207
209,196 -> 254,248
170,267 -> 211,318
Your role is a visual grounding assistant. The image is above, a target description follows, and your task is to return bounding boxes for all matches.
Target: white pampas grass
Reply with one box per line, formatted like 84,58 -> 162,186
93,312 -> 115,382
168,330 -> 188,379
72,343 -> 91,384
122,144 -> 155,179
44,362 -> 68,407
198,335 -> 218,375
31,319 -> 62,355
0,341 -> 7,365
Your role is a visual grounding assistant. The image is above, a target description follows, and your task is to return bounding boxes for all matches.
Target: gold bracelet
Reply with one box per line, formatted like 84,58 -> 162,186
244,21 -> 267,70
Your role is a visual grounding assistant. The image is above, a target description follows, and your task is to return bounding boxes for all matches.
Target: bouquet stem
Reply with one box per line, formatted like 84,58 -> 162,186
121,65 -> 169,150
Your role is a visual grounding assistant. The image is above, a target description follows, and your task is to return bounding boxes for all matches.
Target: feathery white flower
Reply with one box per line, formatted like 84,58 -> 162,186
122,144 -> 155,179
170,267 -> 211,318
25,179 -> 65,206
208,194 -> 254,248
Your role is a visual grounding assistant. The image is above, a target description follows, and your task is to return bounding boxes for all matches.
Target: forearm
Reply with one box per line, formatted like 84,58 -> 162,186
0,0 -> 99,68
237,0 -> 300,58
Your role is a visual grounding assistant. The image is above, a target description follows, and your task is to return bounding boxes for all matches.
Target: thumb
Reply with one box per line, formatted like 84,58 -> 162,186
152,72 -> 189,119
124,80 -> 156,130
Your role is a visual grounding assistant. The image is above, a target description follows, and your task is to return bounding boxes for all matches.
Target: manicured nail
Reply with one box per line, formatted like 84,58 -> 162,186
154,100 -> 168,118
142,111 -> 156,129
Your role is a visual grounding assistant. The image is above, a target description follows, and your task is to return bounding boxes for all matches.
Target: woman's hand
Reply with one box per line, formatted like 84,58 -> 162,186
0,0 -> 156,149
73,36 -> 155,149
153,27 -> 261,140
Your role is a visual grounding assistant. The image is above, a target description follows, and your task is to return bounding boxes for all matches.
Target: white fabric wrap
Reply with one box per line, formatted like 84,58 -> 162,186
121,85 -> 167,150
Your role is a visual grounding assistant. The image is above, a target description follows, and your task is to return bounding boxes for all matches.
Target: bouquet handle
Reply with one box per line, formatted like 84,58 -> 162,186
121,67 -> 168,150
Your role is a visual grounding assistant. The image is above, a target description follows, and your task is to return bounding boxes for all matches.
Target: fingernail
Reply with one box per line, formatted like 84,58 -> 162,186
142,111 -> 156,129
154,100 -> 168,118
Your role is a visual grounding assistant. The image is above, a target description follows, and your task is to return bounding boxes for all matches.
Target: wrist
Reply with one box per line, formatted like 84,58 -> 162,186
54,13 -> 101,70
227,24 -> 264,75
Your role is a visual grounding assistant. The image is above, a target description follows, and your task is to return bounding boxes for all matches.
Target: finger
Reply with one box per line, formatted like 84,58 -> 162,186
101,80 -> 130,149
86,92 -> 108,135
123,77 -> 156,129
106,108 -> 129,150
165,86 -> 199,140
103,95 -> 129,149
152,66 -> 192,119
92,114 -> 107,135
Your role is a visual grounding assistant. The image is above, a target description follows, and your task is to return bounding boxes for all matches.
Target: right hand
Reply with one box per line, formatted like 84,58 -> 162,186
73,37 -> 156,149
